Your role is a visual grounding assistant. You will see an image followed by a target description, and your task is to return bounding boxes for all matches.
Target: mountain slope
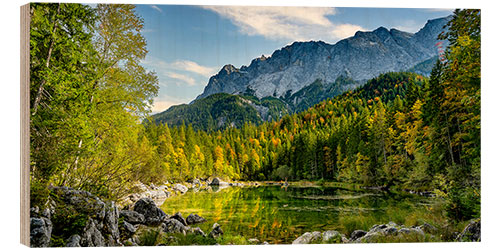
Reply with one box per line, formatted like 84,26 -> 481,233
196,16 -> 451,100
152,93 -> 289,131
282,75 -> 360,112
153,74 -> 361,130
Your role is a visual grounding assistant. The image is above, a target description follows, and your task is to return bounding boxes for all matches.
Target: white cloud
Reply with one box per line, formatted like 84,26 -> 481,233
394,20 -> 423,33
170,60 -> 218,78
164,72 -> 196,86
151,95 -> 190,113
332,24 -> 365,39
143,57 -> 217,77
142,57 -> 218,87
151,5 -> 163,13
201,6 -> 364,42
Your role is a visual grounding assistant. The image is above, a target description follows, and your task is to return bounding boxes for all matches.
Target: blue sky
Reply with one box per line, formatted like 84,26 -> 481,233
134,5 -> 453,113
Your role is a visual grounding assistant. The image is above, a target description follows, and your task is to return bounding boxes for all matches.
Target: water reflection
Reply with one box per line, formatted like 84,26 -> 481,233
160,185 -> 435,244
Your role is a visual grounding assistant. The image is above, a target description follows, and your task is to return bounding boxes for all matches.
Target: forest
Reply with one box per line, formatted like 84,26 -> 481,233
30,3 -> 480,227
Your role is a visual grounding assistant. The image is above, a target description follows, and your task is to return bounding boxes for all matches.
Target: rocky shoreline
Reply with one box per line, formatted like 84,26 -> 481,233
292,219 -> 480,244
121,177 -> 259,208
30,183 -> 480,247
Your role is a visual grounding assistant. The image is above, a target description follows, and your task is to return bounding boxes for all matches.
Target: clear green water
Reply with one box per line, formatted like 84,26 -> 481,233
160,185 -> 438,244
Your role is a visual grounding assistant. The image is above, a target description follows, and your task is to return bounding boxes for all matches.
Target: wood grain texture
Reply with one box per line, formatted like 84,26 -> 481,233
20,3 -> 30,247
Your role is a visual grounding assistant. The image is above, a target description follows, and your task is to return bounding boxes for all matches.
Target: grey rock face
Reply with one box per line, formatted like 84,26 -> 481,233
30,217 -> 52,247
133,197 -> 167,226
103,201 -> 120,243
122,221 -> 137,235
80,219 -> 105,247
456,219 -> 481,242
66,235 -> 81,247
37,186 -> 122,247
186,213 -> 206,225
120,210 -> 145,224
196,16 -> 451,101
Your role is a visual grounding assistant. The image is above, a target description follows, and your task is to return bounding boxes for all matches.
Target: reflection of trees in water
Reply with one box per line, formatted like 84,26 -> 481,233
160,186 -> 435,243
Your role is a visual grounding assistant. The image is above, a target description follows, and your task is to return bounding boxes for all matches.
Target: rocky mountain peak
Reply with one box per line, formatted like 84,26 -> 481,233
222,64 -> 237,74
194,16 -> 450,101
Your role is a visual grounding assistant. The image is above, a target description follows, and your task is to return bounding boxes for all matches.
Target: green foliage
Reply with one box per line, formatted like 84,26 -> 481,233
152,93 -> 289,131
152,76 -> 358,131
145,8 -> 480,218
29,3 -> 479,229
271,165 -> 291,180
216,234 -> 249,245
167,233 -> 217,246
30,3 -> 159,201
30,178 -> 50,209
445,186 -> 480,221
49,195 -> 89,247
137,228 -> 162,246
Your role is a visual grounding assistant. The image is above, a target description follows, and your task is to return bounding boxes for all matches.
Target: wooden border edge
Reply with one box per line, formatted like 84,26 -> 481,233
20,3 -> 30,247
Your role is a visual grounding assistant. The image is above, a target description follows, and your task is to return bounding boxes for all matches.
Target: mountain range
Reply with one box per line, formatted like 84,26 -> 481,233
153,15 -> 451,130
195,15 -> 451,100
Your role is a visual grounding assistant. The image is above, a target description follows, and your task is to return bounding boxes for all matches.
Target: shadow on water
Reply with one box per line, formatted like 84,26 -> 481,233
160,185 -> 439,244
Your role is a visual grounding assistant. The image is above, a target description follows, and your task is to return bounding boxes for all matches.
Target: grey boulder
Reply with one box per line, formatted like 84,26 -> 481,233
66,235 -> 81,247
133,198 -> 167,226
170,212 -> 188,226
30,217 -> 52,248
209,223 -> 224,238
162,218 -> 189,235
119,210 -> 145,224
292,231 -> 321,244
186,213 -> 206,225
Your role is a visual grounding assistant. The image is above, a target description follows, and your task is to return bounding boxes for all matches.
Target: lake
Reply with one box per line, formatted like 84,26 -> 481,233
160,184 -> 440,244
